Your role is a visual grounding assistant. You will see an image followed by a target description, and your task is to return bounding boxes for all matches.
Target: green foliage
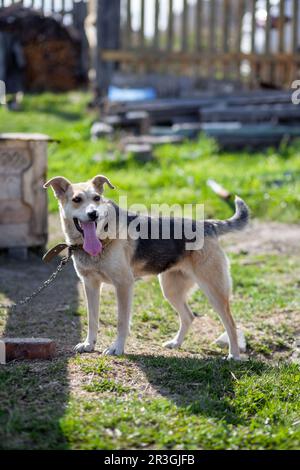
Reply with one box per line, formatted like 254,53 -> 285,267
1,92 -> 300,221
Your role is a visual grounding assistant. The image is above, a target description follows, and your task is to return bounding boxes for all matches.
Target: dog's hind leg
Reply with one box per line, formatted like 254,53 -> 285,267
159,270 -> 196,349
192,248 -> 240,360
75,276 -> 101,353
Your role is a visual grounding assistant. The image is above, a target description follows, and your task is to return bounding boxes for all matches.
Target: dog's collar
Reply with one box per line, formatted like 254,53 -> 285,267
42,239 -> 112,263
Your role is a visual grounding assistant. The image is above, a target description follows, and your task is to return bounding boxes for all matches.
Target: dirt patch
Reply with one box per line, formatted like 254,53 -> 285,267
223,220 -> 300,255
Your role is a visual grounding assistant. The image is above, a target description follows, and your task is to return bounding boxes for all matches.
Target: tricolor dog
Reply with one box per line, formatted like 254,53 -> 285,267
44,175 -> 249,359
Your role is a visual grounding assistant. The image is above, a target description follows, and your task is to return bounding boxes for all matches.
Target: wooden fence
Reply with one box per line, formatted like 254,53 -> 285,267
98,0 -> 300,89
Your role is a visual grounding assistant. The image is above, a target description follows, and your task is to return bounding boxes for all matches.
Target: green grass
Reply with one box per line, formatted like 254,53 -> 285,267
1,92 -> 300,221
0,250 -> 299,449
0,93 -> 300,450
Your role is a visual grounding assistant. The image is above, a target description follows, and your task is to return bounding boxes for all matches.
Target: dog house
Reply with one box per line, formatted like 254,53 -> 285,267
0,133 -> 51,258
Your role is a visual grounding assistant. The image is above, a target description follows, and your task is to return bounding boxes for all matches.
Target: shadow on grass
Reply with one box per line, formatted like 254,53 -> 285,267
0,254 -> 81,450
128,354 -> 268,425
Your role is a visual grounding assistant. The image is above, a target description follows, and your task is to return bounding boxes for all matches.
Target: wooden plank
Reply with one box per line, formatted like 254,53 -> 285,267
101,49 -> 300,67
279,0 -> 285,53
278,0 -> 285,86
167,0 -> 173,51
223,0 -> 230,54
293,0 -> 299,53
139,0 -> 145,47
209,0 -> 216,76
201,104 -> 300,123
263,0 -> 271,84
209,0 -> 216,54
223,0 -> 231,78
195,0 -> 203,51
122,135 -> 184,146
250,0 -> 257,86
182,0 -> 188,51
236,0 -> 244,52
265,0 -> 271,54
251,0 -> 257,53
236,0 -> 245,79
124,0 -> 132,49
96,0 -> 121,97
153,0 -> 160,49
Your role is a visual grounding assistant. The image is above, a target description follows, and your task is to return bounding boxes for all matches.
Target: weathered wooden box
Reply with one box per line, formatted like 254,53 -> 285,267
0,133 -> 51,254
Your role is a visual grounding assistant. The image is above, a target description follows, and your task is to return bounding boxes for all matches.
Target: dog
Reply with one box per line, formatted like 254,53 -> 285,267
44,175 -> 249,360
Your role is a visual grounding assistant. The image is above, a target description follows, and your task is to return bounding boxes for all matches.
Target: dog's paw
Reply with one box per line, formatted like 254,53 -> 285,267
103,343 -> 124,356
163,339 -> 181,349
226,353 -> 241,361
74,341 -> 95,353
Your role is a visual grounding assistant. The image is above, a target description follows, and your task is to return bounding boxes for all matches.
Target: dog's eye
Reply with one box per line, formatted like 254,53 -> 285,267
94,195 -> 101,202
72,196 -> 82,203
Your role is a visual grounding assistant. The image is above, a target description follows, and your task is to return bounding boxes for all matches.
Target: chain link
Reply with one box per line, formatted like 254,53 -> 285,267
0,255 -> 71,311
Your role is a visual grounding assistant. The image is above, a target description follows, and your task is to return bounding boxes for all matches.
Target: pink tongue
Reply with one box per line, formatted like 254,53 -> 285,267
81,222 -> 102,256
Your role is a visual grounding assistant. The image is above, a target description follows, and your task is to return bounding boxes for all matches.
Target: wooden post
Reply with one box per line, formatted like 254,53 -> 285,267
293,0 -> 299,53
139,0 -> 145,48
167,0 -> 173,51
181,0 -> 188,51
153,0 -> 160,50
73,1 -> 89,83
96,0 -> 121,97
195,0 -> 203,52
236,0 -> 245,80
124,0 -> 132,49
251,0 -> 257,87
209,0 -> 216,77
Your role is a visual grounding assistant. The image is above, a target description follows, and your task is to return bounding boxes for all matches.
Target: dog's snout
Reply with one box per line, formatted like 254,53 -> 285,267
87,210 -> 98,221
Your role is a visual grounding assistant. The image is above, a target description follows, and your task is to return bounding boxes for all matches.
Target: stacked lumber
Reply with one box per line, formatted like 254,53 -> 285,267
0,5 -> 85,91
99,89 -> 300,150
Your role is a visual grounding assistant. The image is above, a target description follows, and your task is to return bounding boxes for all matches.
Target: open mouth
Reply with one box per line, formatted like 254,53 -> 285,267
73,218 -> 102,257
73,218 -> 97,237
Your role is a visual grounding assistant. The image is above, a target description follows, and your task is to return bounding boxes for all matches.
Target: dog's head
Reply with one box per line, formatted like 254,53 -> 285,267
44,175 -> 114,256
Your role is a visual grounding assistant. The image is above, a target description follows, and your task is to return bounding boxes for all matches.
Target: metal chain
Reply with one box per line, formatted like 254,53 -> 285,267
0,255 -> 71,311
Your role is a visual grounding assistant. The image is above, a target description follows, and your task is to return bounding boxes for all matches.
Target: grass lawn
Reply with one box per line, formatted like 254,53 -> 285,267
0,93 -> 299,450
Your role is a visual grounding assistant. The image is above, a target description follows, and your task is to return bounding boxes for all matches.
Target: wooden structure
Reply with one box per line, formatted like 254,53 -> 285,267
0,0 -> 89,88
0,133 -> 50,257
99,88 -> 300,149
97,0 -> 300,94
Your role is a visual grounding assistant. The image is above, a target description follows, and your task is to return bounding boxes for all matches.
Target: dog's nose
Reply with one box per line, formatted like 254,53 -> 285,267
87,210 -> 98,221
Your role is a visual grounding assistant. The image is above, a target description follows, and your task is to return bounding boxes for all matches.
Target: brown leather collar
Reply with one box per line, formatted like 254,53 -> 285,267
42,239 -> 113,263
42,243 -> 80,263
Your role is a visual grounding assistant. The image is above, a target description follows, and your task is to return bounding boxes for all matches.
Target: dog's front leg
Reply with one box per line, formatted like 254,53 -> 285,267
75,277 -> 101,353
103,281 -> 134,356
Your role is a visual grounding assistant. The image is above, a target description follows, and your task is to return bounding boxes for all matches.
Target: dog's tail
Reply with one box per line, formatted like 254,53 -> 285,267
212,196 -> 250,236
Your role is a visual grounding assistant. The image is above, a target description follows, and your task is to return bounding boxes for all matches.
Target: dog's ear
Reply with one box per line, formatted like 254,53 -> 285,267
43,176 -> 71,199
91,175 -> 115,193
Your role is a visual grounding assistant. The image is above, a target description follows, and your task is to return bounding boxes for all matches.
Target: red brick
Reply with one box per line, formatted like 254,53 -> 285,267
3,338 -> 56,361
